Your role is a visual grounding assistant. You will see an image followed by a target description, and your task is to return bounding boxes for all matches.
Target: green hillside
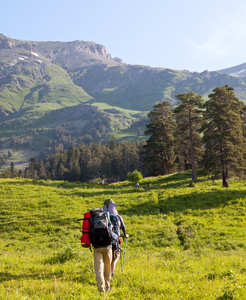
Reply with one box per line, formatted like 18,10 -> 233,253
0,51 -> 92,118
73,65 -> 246,111
1,172 -> 246,299
2,34 -> 246,170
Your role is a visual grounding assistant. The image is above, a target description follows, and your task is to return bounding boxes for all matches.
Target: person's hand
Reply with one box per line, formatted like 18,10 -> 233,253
125,234 -> 129,238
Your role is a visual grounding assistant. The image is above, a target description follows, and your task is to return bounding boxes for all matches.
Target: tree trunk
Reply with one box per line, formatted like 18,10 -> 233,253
222,171 -> 229,187
189,119 -> 196,181
220,146 -> 229,187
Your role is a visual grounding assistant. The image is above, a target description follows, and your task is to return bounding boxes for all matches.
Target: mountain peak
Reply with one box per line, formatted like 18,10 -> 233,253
0,34 -> 123,68
0,34 -> 15,49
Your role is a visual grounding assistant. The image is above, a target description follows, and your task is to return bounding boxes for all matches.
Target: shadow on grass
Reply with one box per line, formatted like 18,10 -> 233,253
0,271 -> 93,284
0,171 -> 199,199
2,173 -> 245,216
0,271 -> 65,282
144,171 -> 193,184
119,188 -> 246,216
1,170 -> 194,188
0,178 -> 112,190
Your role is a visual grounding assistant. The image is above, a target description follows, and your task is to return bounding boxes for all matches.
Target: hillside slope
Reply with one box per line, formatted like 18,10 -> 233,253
73,66 -> 246,111
1,34 -> 246,170
1,173 -> 246,298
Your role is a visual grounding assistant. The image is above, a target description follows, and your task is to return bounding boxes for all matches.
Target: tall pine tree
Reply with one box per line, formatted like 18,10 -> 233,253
144,101 -> 176,176
174,92 -> 204,181
201,85 -> 246,187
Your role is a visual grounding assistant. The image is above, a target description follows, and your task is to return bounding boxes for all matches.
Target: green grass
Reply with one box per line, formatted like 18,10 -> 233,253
1,172 -> 246,299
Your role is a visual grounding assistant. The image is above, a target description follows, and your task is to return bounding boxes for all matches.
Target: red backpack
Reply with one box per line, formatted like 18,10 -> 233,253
78,212 -> 92,248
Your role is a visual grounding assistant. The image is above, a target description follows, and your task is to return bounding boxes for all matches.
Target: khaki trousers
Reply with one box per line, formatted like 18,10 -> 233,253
94,245 -> 112,292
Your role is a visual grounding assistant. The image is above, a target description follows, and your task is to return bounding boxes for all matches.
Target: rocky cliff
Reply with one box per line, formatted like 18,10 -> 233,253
0,34 -> 122,69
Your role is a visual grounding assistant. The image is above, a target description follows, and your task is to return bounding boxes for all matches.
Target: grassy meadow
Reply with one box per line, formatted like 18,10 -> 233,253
1,171 -> 246,299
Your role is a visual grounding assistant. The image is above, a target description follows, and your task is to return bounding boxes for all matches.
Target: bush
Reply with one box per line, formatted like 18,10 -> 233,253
127,169 -> 143,183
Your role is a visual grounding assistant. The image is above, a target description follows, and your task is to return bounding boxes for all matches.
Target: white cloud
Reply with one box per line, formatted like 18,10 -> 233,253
188,28 -> 228,57
182,11 -> 246,71
185,16 -> 246,71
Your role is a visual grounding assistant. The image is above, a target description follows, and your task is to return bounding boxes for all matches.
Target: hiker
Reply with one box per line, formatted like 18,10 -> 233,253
90,208 -> 113,293
102,199 -> 129,276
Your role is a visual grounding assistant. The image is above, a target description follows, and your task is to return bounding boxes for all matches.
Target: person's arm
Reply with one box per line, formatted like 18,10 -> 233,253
118,215 -> 129,238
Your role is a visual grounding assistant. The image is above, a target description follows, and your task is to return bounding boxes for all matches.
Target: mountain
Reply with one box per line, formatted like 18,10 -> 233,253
1,34 -> 246,170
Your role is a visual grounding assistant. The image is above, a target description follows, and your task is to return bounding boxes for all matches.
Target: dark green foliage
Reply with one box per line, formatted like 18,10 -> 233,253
23,141 -> 145,183
10,162 -> 17,178
144,101 -> 176,176
174,92 -> 204,181
201,85 -> 246,187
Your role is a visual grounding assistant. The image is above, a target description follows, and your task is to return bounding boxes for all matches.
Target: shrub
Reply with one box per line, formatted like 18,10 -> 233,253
127,169 -> 143,183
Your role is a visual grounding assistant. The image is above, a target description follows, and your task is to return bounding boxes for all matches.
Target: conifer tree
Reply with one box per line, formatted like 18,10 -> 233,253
57,161 -> 67,180
10,162 -> 16,178
174,92 -> 204,181
38,160 -> 47,180
201,85 -> 246,187
144,101 -> 176,175
69,160 -> 81,181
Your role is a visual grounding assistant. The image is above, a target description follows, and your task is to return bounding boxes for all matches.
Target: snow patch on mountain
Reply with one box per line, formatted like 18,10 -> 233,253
31,52 -> 39,57
231,69 -> 246,76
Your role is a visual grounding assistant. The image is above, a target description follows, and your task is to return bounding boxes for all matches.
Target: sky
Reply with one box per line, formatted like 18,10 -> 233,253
1,0 -> 246,72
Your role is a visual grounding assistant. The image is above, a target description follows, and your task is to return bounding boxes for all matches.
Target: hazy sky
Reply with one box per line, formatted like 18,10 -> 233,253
1,0 -> 246,72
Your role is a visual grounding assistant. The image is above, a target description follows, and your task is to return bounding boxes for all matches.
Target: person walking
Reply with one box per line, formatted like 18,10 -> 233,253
90,208 -> 113,292
102,199 -> 129,276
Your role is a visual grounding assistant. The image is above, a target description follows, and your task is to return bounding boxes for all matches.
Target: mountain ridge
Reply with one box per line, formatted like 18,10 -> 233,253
217,62 -> 246,78
1,34 -> 246,170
